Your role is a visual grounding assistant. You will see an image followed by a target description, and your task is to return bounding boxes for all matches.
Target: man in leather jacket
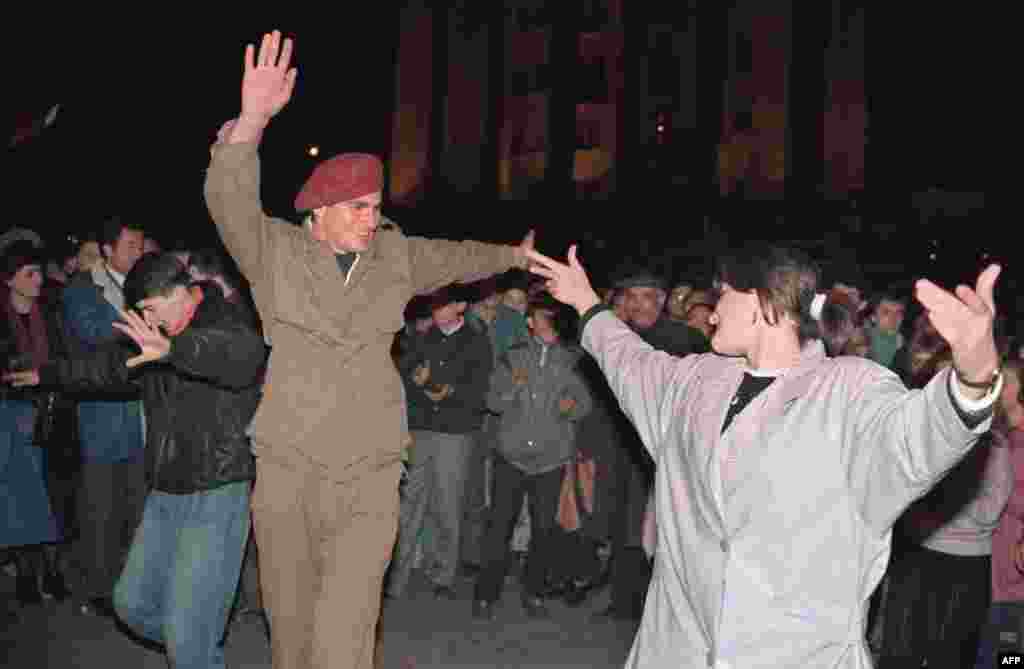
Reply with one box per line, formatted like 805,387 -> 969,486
5,252 -> 267,669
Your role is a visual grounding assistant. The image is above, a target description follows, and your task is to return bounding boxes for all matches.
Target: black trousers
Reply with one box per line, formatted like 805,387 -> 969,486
877,545 -> 991,669
607,437 -> 654,617
474,456 -> 563,603
67,459 -> 147,600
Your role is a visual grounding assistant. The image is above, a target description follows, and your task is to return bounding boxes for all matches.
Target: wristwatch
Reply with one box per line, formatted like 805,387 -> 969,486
954,366 -> 1002,395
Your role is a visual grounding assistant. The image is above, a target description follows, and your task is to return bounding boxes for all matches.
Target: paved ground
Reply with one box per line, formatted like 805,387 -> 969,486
1,569 -> 638,668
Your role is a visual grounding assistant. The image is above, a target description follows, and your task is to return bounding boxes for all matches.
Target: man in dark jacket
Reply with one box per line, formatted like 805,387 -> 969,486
596,271 -> 709,620
61,217 -> 147,618
6,253 -> 266,669
388,286 -> 493,600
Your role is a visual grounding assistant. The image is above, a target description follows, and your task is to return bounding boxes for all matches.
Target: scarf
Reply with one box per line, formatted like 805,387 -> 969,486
3,288 -> 49,369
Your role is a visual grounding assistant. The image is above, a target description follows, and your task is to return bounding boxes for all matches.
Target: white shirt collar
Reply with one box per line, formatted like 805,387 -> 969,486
439,318 -> 465,336
104,262 -> 126,287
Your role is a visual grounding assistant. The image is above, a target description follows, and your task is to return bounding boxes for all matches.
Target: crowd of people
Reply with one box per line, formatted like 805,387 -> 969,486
2,29 -> 1021,669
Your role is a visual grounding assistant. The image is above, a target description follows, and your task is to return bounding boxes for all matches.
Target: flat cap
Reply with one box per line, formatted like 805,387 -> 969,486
613,271 -> 668,292
294,153 -> 384,212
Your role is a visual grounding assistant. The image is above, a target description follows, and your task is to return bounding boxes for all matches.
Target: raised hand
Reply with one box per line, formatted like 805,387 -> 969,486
914,264 -> 1001,393
112,309 -> 172,369
241,30 -> 297,123
525,245 -> 600,315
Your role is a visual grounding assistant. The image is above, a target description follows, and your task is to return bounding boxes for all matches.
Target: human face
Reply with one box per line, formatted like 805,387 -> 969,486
528,309 -> 559,344
314,192 -> 383,253
708,283 -> 759,357
502,289 -> 527,315
685,304 -> 715,339
77,241 -> 102,273
472,293 -> 500,326
667,285 -> 693,320
431,301 -> 466,330
136,285 -> 191,336
832,283 -> 863,310
623,286 -> 665,331
6,264 -> 44,302
875,300 -> 905,333
844,330 -> 871,358
62,256 -> 80,276
612,291 -> 627,320
103,228 -> 145,275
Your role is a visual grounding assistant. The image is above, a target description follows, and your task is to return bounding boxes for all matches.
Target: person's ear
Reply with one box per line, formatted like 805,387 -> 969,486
308,210 -> 327,242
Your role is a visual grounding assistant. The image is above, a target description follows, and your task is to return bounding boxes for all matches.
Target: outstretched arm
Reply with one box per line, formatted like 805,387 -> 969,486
408,231 -> 535,297
205,30 -> 297,286
527,245 -> 698,456
848,264 -> 1004,533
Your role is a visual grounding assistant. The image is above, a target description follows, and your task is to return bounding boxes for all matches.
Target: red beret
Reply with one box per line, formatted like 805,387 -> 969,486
294,153 -> 384,212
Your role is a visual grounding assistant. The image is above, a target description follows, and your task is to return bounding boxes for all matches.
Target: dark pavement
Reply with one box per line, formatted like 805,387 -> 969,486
1,567 -> 637,668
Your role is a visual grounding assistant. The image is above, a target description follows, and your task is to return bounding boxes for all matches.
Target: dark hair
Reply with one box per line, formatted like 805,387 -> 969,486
98,217 -> 144,257
526,294 -> 560,319
818,288 -> 862,356
1,241 -> 45,282
428,284 -> 474,311
123,252 -> 193,311
714,244 -> 820,343
684,302 -> 715,319
187,247 -> 229,279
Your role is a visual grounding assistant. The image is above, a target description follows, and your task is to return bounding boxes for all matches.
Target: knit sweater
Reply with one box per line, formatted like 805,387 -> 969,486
906,433 -> 1013,556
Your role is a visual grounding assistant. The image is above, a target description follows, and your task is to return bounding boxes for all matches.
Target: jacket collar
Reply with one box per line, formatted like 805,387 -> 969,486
303,215 -> 399,285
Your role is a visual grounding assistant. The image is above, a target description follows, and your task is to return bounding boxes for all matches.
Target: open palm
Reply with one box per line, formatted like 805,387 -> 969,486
241,30 -> 297,121
112,309 -> 171,369
914,264 -> 1001,383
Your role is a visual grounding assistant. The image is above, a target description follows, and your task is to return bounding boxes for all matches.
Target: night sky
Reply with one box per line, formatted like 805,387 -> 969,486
7,9 -> 1014,312
11,15 -> 401,247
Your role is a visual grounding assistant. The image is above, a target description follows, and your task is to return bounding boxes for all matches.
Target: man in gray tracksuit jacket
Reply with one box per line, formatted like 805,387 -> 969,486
472,298 -> 593,619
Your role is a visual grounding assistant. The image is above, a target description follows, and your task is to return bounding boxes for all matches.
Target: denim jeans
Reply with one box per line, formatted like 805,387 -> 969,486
113,481 -> 251,669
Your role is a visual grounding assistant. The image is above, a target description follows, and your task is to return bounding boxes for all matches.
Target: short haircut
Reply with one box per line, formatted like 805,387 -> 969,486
1,241 -> 45,281
188,247 -> 229,279
123,253 -> 193,311
98,217 -> 144,257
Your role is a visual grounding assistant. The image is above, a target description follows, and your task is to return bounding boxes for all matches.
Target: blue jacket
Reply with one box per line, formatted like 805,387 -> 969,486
61,268 -> 144,464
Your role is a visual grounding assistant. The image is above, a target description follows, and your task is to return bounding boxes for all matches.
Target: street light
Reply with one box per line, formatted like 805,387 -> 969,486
308,146 -> 320,157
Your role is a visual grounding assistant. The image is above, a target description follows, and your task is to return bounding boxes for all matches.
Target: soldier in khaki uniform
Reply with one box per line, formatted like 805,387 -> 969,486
204,31 -> 535,669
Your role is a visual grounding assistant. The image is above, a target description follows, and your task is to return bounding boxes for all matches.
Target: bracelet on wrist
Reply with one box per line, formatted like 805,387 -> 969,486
954,366 -> 1001,392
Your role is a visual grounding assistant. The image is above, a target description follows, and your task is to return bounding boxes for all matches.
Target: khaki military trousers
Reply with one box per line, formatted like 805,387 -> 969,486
251,454 -> 400,669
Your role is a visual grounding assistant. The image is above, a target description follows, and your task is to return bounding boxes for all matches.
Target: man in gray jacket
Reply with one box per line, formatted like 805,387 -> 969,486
472,296 -> 592,619
528,242 -> 1003,668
